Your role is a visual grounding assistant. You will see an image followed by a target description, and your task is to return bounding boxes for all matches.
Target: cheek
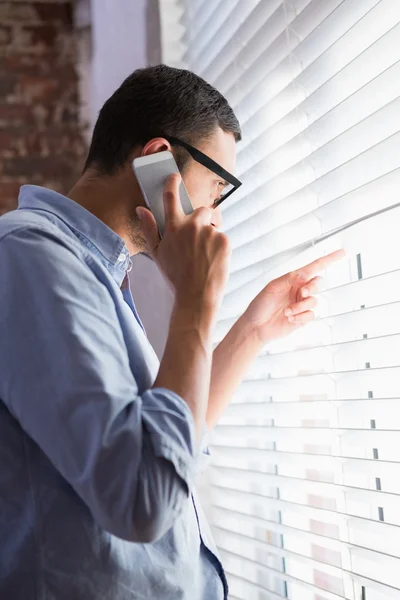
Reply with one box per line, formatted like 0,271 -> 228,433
188,191 -> 207,210
184,177 -> 214,209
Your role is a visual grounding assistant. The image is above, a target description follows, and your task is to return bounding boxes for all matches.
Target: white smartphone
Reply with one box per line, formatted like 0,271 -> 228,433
132,151 -> 194,237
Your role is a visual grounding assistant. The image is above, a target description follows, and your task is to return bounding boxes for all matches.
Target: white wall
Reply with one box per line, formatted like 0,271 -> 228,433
129,256 -> 174,359
78,0 -> 211,514
91,0 -> 147,121
88,0 -> 162,121
80,0 -> 171,357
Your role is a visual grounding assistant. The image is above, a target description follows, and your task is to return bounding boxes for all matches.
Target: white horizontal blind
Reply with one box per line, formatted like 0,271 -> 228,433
159,1 -> 400,599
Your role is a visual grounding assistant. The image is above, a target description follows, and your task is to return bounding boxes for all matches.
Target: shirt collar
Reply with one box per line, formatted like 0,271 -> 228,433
18,185 -> 131,287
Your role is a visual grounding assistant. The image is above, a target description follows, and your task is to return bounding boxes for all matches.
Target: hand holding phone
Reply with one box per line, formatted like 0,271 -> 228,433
135,170 -> 231,317
133,151 -> 193,238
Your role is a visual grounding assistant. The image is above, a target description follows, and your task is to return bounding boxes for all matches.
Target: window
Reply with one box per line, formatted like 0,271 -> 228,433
159,1 -> 400,598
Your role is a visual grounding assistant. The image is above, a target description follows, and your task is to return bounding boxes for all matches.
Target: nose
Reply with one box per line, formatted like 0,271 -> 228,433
211,206 -> 223,229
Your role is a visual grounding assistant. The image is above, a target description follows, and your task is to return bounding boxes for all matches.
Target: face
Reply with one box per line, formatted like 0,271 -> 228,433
181,128 -> 237,229
128,128 -> 237,256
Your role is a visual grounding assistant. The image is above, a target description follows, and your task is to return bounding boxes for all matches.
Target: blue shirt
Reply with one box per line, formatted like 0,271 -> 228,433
0,186 -> 228,600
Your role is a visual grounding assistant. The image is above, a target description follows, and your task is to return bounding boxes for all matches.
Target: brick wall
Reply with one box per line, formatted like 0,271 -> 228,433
0,1 -> 86,216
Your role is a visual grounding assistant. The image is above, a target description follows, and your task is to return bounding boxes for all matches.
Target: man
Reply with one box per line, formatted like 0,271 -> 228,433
0,65 -> 342,599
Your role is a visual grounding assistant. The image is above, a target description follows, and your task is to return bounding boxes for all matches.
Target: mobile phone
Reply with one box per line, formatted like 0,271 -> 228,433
132,151 -> 193,237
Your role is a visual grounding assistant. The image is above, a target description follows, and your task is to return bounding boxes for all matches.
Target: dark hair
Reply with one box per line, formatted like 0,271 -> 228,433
84,64 -> 242,175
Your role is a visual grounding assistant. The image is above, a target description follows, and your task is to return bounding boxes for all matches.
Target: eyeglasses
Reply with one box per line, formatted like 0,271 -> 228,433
164,135 -> 242,208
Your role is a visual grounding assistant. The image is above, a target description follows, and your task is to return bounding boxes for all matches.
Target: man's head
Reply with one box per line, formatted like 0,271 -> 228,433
81,65 -> 241,253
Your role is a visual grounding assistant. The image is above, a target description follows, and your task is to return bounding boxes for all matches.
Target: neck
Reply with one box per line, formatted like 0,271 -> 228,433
68,168 -> 145,256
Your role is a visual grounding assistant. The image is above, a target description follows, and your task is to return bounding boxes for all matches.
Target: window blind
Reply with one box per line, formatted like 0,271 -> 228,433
159,1 -> 400,599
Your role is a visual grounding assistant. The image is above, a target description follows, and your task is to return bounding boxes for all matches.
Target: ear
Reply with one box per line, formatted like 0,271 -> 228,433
141,137 -> 172,157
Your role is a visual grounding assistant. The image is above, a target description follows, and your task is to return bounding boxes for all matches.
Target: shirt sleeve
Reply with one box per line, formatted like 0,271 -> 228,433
0,225 -> 196,543
194,423 -> 212,475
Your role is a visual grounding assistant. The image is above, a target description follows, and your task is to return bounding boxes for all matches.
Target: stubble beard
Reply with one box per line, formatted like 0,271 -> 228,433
127,213 -> 153,259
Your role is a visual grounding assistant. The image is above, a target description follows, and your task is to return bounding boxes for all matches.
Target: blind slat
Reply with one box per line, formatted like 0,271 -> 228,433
211,505 -> 400,553
220,548 -> 349,599
221,546 -> 400,599
234,96 -> 400,206
211,431 -> 400,463
210,485 -> 400,533
198,0 -> 284,83
224,396 -> 400,427
227,573 -> 288,600
214,525 -> 400,597
228,0 -> 391,119
189,0 -> 282,73
242,333 -> 400,380
187,0 -> 241,63
188,0 -> 225,37
218,0 -> 375,100
223,154 -> 400,267
219,509 -> 397,600
210,465 -> 400,502
225,108 -> 400,238
236,59 -> 400,188
216,293 -> 400,342
210,458 -> 400,496
238,25 -> 400,156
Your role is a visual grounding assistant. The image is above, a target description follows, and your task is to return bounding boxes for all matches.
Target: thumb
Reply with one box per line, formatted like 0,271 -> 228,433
136,207 -> 160,255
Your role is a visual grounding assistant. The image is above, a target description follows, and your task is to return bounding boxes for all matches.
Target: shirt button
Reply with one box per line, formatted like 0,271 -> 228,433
117,252 -> 126,262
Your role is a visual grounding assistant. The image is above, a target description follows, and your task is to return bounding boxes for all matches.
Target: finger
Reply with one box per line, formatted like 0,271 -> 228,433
285,296 -> 317,317
299,276 -> 324,299
190,206 -> 214,227
287,310 -> 315,326
163,173 -> 184,225
296,249 -> 346,281
136,207 -> 160,255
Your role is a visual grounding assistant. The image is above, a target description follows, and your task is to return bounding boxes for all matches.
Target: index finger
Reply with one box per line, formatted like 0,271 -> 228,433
163,173 -> 184,225
297,249 -> 346,280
